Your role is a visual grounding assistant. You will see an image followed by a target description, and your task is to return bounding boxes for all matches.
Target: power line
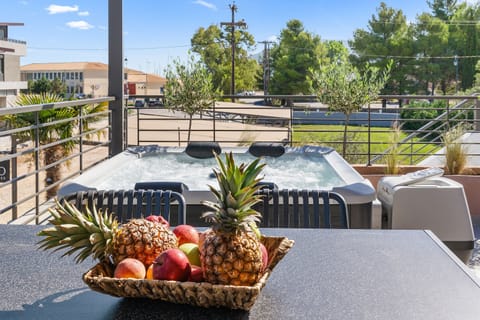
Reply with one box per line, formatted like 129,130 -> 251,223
360,54 -> 480,60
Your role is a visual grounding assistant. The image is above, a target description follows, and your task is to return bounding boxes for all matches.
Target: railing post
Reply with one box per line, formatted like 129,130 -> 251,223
78,106 -> 83,173
136,108 -> 140,146
476,98 -> 480,131
11,136 -> 17,220
213,101 -> 216,142
289,103 -> 293,146
367,102 -> 371,166
34,112 -> 40,224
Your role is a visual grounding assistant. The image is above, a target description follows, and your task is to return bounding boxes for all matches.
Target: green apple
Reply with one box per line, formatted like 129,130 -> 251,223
179,243 -> 201,266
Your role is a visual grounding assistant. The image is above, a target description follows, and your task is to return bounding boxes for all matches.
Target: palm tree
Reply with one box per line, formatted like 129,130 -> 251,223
3,92 -> 107,198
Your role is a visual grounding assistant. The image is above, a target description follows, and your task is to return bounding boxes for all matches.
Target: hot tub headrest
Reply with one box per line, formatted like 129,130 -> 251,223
186,141 -> 222,159
248,143 -> 285,157
134,181 -> 189,194
257,181 -> 278,191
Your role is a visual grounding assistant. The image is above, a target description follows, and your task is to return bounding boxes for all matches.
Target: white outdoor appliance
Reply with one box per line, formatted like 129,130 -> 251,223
377,168 -> 474,262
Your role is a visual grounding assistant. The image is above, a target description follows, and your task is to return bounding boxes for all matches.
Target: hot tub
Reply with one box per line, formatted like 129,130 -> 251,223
58,145 -> 379,228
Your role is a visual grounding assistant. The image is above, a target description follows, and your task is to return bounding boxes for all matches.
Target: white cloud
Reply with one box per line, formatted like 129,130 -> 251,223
267,35 -> 278,43
193,0 -> 217,10
78,11 -> 89,16
46,4 -> 79,14
66,20 -> 94,30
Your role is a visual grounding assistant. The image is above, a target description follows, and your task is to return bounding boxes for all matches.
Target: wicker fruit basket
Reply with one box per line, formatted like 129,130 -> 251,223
83,236 -> 294,310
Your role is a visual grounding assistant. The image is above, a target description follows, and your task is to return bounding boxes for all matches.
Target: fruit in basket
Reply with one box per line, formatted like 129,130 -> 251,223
145,215 -> 170,228
260,243 -> 268,271
188,265 -> 204,282
37,200 -> 178,267
200,152 -> 265,286
152,248 -> 191,281
173,224 -> 199,245
179,243 -> 201,266
146,264 -> 154,280
114,258 -> 146,279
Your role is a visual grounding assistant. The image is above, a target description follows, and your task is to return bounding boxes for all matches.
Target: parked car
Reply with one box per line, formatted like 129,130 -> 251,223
236,90 -> 255,96
134,100 -> 145,108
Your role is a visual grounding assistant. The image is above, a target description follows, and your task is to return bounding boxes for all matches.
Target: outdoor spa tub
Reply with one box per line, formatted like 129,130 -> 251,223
58,144 -> 380,228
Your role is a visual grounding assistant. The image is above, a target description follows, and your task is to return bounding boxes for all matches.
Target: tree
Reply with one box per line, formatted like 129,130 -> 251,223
191,24 -> 260,94
349,2 -> 415,94
50,78 -> 67,96
449,3 -> 480,90
412,13 -> 449,95
3,93 -> 107,198
269,19 -> 327,95
427,0 -> 458,21
29,77 -> 52,94
311,59 -> 391,157
164,55 -> 216,144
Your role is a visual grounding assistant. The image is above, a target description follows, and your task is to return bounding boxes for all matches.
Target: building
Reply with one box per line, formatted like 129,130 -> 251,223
20,62 -> 166,98
0,22 -> 27,107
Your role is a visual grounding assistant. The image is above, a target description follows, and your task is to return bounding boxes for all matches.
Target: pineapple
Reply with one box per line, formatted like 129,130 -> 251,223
200,152 -> 266,286
37,200 -> 177,267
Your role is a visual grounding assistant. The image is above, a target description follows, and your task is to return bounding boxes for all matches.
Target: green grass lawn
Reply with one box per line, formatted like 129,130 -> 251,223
292,124 -> 440,165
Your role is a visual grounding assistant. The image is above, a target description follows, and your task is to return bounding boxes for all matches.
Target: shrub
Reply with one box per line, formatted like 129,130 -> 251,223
400,100 -> 446,132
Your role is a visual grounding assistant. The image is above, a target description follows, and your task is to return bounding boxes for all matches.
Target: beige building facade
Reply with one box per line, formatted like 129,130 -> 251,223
21,62 -> 166,99
0,22 -> 28,107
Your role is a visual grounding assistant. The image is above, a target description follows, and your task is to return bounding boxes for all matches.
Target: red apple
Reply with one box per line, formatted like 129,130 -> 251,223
173,224 -> 199,245
153,248 -> 191,281
260,243 -> 268,272
188,265 -> 204,282
145,215 -> 170,228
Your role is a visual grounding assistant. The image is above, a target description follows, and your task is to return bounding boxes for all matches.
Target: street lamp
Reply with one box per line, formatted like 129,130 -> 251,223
453,55 -> 459,93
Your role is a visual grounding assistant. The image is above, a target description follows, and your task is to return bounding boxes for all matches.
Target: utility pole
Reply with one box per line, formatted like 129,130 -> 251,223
220,1 -> 246,100
259,40 -> 274,100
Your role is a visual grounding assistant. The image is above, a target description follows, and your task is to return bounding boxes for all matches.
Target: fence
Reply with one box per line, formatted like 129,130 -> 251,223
131,94 -> 480,165
0,97 -> 114,224
1,94 -> 479,224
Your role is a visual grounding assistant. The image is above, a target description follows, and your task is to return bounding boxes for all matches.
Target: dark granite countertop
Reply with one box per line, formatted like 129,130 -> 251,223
1,225 -> 480,319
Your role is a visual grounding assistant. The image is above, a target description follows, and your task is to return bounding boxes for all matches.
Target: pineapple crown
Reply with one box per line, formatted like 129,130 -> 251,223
201,152 -> 266,234
37,199 -> 118,263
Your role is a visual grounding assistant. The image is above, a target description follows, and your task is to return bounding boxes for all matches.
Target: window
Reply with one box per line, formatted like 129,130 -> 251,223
66,73 -> 70,80
0,26 -> 6,40
75,72 -> 78,80
0,54 -> 4,81
79,72 -> 83,80
70,72 -> 74,80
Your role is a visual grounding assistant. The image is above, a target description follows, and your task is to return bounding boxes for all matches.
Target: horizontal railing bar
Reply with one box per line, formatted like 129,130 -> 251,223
0,97 -> 115,116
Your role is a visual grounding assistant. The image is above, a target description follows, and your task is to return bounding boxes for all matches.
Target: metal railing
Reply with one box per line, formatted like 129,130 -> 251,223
129,94 -> 480,165
1,93 -> 479,224
0,97 -> 114,224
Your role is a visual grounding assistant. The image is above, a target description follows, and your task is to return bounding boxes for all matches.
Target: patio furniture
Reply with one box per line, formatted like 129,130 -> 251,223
1,225 -> 479,319
134,181 -> 189,194
60,189 -> 186,225
256,189 -> 349,228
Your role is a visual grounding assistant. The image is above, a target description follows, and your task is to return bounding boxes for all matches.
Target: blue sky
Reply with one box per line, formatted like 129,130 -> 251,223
2,1 -> 471,75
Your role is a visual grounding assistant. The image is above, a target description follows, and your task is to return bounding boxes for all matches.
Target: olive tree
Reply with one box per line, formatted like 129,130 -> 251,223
164,54 -> 216,144
311,59 -> 391,157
